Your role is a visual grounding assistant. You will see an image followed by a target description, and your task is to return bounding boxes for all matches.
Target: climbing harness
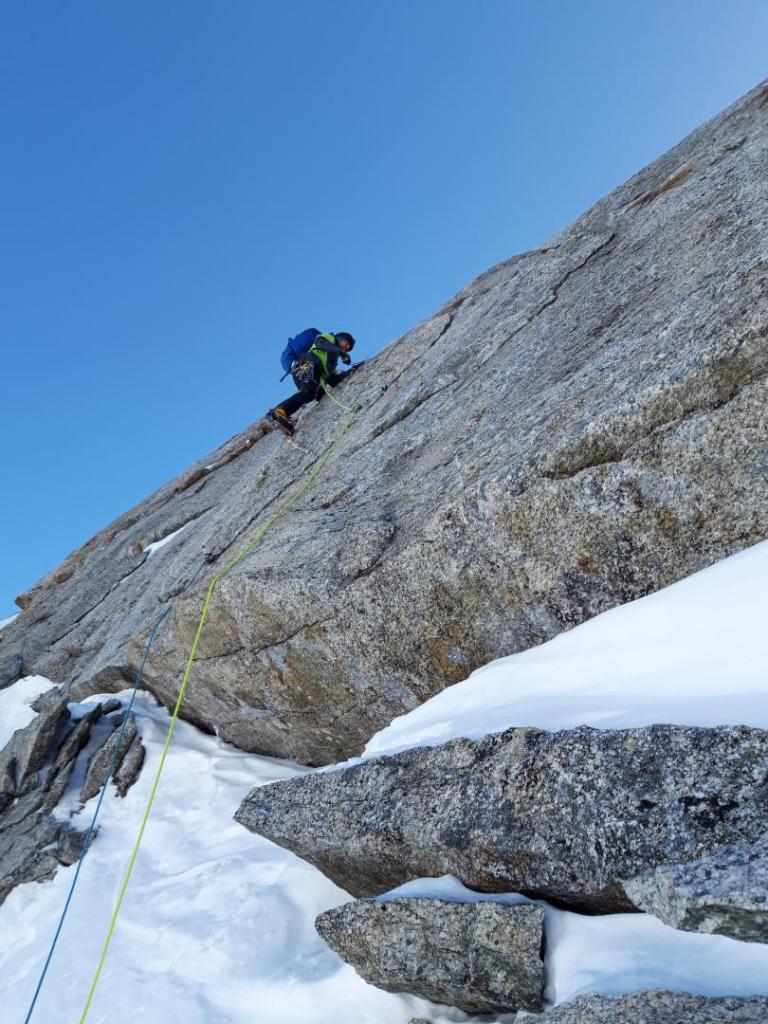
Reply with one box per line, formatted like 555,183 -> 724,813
72,386 -> 359,1023
292,354 -> 317,385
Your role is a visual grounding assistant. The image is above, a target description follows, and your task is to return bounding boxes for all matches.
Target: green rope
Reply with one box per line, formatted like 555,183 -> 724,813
78,399 -> 358,1022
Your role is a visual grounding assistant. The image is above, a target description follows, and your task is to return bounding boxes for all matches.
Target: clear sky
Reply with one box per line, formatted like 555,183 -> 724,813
2,1 -> 767,615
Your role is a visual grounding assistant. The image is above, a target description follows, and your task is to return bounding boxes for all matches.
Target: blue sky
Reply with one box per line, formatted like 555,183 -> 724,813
2,1 -> 767,614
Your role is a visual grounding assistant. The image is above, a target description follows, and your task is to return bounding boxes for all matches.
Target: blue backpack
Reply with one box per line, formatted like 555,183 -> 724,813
280,328 -> 320,375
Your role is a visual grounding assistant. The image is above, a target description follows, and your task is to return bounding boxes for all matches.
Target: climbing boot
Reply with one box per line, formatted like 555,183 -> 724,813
267,406 -> 297,437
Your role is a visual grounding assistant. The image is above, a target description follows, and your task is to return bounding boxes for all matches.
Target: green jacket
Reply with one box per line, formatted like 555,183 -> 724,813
308,333 -> 345,380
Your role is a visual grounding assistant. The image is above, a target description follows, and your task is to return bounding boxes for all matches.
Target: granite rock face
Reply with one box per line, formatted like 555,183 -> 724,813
0,690 -> 145,903
623,836 -> 768,943
315,898 -> 545,1014
535,991 -> 768,1023
236,724 -> 768,912
1,82 -> 767,765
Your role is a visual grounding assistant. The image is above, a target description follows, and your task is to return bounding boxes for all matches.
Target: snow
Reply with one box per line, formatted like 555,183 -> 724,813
545,905 -> 768,1005
379,876 -> 768,1007
363,539 -> 768,759
0,674 -> 59,748
0,611 -> 19,630
0,689 -> 439,1024
3,541 -> 768,1021
144,523 -> 188,557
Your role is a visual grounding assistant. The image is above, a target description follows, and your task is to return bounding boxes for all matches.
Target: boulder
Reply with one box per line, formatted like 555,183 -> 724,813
114,732 -> 145,797
80,712 -> 144,802
236,724 -> 768,913
0,694 -> 87,902
623,836 -> 768,943
315,898 -> 545,1014
43,705 -> 104,810
0,81 -> 767,765
0,689 -> 69,809
0,695 -> 145,902
535,990 -> 768,1023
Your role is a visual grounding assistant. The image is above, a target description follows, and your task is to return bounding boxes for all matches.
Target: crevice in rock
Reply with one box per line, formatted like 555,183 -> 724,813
376,312 -> 458,397
483,234 -> 617,368
134,505 -> 213,556
540,363 -> 768,483
176,421 -> 272,493
197,461 -> 307,567
251,614 -> 336,657
538,233 -> 618,313
190,643 -> 248,664
351,377 -> 460,453
427,310 -> 457,350
48,557 -> 151,648
624,165 -> 693,210
721,136 -> 747,156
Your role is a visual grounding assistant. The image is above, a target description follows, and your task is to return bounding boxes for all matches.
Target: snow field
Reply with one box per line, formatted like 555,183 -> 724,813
0,691 -> 436,1024
2,538 -> 768,1021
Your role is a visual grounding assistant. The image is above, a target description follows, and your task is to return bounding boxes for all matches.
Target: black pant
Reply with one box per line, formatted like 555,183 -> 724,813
280,368 -> 344,418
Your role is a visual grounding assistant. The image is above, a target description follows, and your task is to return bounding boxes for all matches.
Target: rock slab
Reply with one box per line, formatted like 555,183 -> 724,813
623,835 -> 768,943
315,898 -> 545,1014
536,990 -> 768,1023
1,81 -> 767,766
236,724 -> 768,913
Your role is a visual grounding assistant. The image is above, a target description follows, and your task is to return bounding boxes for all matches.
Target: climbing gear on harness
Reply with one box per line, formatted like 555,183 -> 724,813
292,355 -> 318,386
280,327 -> 320,376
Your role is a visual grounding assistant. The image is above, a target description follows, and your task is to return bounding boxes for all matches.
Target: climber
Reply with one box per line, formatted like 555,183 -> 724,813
267,332 -> 356,436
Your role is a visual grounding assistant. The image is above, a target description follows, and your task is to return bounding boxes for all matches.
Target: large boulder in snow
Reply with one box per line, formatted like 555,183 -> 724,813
2,81 -> 768,764
623,836 -> 768,943
235,724 -> 768,913
315,898 -> 545,1014
535,991 -> 768,1023
0,688 -> 70,808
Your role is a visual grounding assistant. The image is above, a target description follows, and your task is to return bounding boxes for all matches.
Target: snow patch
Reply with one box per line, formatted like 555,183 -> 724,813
374,876 -> 768,1007
363,539 -> 768,760
0,612 -> 19,630
379,874 -> 528,907
0,691 -> 437,1024
144,523 -> 189,557
544,904 -> 768,1005
0,675 -> 60,748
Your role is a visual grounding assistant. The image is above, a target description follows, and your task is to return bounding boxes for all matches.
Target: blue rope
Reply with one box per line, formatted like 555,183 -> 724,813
22,562 -> 205,1023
